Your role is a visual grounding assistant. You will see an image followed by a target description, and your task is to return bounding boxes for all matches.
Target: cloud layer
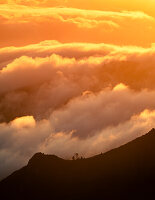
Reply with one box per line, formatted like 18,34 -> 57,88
1,41 -> 155,122
1,40 -> 155,179
1,106 -> 155,179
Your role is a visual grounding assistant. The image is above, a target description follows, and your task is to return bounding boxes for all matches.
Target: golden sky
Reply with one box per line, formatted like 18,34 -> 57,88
1,0 -> 155,179
0,0 -> 155,47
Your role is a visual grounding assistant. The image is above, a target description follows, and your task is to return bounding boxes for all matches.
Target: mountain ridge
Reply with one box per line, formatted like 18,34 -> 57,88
1,128 -> 155,200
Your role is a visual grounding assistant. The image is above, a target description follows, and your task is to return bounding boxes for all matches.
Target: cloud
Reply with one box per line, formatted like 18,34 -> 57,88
0,116 -> 51,179
1,41 -> 155,123
0,0 -> 68,6
0,40 -> 150,67
43,109 -> 155,158
11,116 -> 36,129
0,4 -> 152,30
1,40 -> 155,179
50,85 -> 155,138
0,107 -> 155,180
0,4 -> 154,46
0,4 -> 153,21
0,41 -> 115,68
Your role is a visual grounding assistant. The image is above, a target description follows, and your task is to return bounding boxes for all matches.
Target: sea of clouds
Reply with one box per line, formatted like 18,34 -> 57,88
1,41 -> 155,179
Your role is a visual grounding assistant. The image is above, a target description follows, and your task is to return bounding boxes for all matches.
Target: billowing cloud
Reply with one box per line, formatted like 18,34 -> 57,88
1,41 -> 155,123
0,116 -> 51,179
0,106 -> 155,180
1,40 -> 155,179
0,40 -> 150,68
50,86 -> 155,138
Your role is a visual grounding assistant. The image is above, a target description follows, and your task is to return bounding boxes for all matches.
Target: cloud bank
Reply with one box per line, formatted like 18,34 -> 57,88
1,40 -> 155,179
1,41 -> 155,122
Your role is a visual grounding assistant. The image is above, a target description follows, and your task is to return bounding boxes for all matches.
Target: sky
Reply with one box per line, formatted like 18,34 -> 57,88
0,0 -> 155,179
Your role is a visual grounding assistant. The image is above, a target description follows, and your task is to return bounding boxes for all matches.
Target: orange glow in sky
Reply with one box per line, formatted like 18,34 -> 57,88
0,0 -> 155,47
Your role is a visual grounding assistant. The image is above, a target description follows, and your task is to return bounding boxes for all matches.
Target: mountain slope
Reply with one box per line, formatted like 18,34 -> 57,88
1,129 -> 155,200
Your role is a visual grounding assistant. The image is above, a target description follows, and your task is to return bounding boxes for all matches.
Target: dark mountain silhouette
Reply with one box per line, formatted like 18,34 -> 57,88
1,129 -> 155,200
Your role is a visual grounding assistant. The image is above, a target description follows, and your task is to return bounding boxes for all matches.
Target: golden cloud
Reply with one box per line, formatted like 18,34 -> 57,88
0,41 -> 155,124
0,4 -> 154,46
1,40 -> 155,179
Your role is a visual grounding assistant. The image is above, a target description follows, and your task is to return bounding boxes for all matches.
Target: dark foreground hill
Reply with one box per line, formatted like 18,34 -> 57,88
1,129 -> 155,200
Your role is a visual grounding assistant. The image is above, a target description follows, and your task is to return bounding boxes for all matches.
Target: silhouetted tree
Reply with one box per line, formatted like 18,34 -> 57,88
75,153 -> 79,160
72,153 -> 79,160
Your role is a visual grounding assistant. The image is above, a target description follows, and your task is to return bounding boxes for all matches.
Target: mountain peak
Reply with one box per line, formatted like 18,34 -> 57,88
28,152 -> 62,166
1,128 -> 155,200
147,128 -> 155,135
